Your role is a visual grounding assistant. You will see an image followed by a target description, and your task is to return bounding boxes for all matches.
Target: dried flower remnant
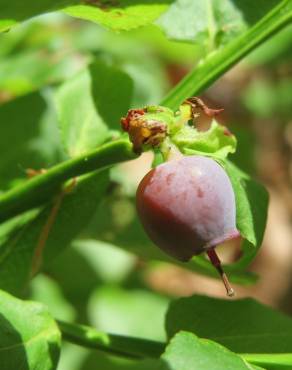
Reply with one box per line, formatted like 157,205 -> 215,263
121,108 -> 167,153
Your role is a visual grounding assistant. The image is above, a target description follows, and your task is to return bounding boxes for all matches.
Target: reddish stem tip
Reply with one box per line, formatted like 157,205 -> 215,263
207,248 -> 235,298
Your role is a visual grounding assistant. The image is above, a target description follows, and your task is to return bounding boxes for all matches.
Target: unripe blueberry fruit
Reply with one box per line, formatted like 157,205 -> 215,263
136,155 -> 240,296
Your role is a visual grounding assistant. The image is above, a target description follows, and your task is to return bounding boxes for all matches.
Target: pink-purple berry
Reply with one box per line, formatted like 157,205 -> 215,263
136,155 -> 239,261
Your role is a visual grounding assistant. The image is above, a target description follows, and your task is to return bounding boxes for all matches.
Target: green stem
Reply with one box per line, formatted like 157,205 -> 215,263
58,320 -> 292,368
58,320 -> 165,359
0,139 -> 136,222
161,0 -> 292,110
241,353 -> 292,367
206,0 -> 216,53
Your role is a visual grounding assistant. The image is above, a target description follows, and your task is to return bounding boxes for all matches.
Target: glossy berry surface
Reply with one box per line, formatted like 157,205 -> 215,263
136,155 -> 239,261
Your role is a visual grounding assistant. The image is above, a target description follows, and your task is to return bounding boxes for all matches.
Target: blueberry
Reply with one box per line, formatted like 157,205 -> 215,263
136,155 -> 240,296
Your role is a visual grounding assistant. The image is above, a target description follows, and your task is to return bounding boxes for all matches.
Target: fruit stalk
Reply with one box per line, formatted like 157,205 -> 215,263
207,249 -> 235,297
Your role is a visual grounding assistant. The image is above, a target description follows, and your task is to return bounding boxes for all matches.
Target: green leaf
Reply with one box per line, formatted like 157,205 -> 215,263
89,61 -> 133,131
72,239 -> 136,283
0,0 -> 79,31
0,289 -> 60,370
0,50 -> 83,100
166,295 -> 292,353
55,61 -> 133,156
64,1 -> 172,32
55,68 -> 110,157
223,160 -> 269,247
161,0 -> 292,110
161,331 -> 252,370
0,169 -> 109,295
172,120 -> 237,160
57,343 -> 87,370
0,20 -> 16,32
88,285 -> 169,341
0,92 -> 46,189
0,90 -> 64,190
157,0 -> 279,47
227,124 -> 256,176
241,353 -> 292,370
81,352 -> 162,370
47,239 -> 136,324
29,274 -> 76,322
47,244 -> 105,317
